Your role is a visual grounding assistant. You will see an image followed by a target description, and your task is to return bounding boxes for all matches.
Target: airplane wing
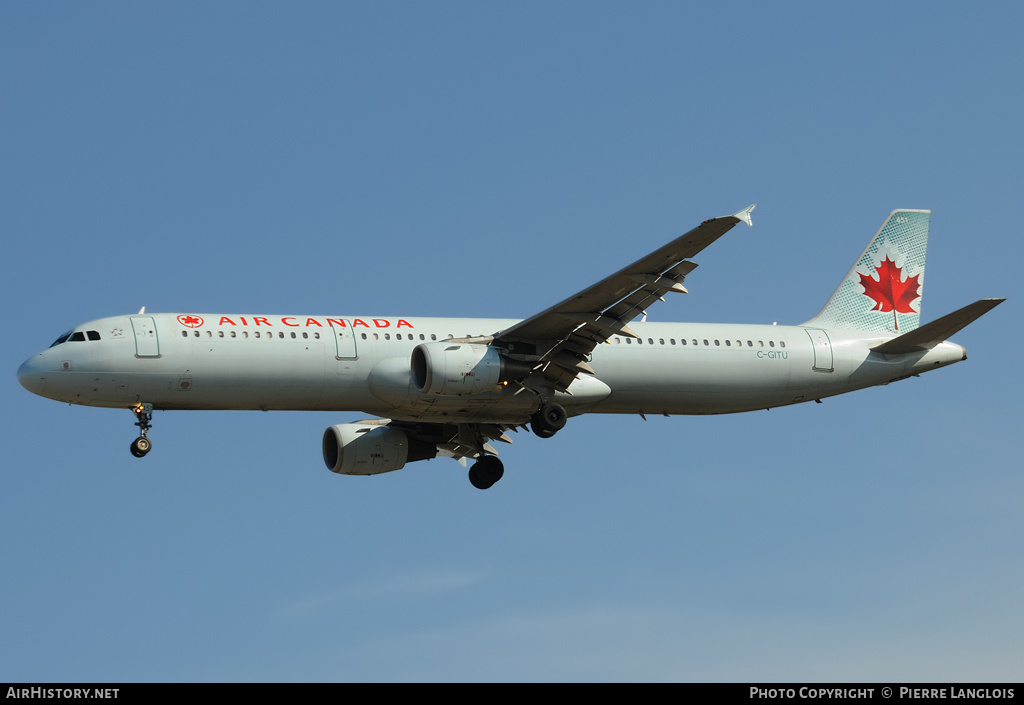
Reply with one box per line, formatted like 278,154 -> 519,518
379,418 -> 516,463
491,205 -> 755,392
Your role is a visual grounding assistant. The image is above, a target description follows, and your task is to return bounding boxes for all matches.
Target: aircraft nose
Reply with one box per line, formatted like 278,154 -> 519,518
17,355 -> 47,396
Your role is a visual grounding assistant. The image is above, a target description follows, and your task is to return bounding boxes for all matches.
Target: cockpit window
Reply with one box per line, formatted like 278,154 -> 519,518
49,330 -> 102,345
50,331 -> 72,348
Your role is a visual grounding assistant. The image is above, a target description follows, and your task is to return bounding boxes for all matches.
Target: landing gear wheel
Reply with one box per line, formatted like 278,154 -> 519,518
129,403 -> 154,458
130,436 -> 152,457
468,456 -> 504,490
531,402 -> 567,438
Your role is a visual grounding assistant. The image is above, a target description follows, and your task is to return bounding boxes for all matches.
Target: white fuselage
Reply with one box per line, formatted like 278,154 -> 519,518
17,313 -> 967,424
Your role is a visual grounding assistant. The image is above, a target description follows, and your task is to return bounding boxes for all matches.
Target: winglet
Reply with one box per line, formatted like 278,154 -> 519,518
732,204 -> 756,227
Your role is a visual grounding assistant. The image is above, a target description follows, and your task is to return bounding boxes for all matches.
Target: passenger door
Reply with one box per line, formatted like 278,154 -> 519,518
130,316 -> 160,358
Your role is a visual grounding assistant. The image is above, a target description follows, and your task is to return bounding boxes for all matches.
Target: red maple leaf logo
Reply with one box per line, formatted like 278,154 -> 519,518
859,256 -> 920,330
177,314 -> 204,328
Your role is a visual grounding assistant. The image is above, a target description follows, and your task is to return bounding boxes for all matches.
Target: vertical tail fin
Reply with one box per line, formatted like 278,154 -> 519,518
804,209 -> 930,333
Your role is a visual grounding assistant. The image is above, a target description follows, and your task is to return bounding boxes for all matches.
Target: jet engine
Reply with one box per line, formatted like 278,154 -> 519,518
322,423 -> 437,475
411,342 -> 530,395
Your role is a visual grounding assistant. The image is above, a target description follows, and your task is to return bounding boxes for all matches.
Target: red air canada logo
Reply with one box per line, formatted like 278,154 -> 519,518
177,315 -> 204,328
174,314 -> 415,330
859,255 -> 920,330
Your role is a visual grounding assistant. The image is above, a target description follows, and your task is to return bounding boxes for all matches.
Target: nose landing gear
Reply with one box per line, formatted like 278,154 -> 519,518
130,403 -> 153,457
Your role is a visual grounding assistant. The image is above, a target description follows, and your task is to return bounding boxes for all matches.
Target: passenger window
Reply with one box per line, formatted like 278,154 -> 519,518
430,334 -> 437,341
780,341 -> 786,348
714,339 -> 720,346
669,339 -> 675,345
769,341 -> 775,348
302,332 -> 308,339
194,331 -> 199,337
703,339 -> 709,346
218,331 -> 224,338
361,333 -> 367,340
181,331 -> 188,338
314,332 -> 320,339
384,334 -> 390,340
419,334 -> 425,340
279,332 -> 285,339
747,340 -> 753,347
230,331 -> 237,338
626,338 -> 632,344
725,340 -> 731,346
648,338 -> 654,345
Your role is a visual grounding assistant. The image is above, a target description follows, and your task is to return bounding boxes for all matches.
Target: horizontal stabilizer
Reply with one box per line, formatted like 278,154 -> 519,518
871,298 -> 1005,354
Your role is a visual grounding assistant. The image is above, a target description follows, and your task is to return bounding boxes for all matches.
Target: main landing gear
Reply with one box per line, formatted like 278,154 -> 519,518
468,455 -> 504,490
468,401 -> 566,489
130,403 -> 153,458
530,401 -> 567,439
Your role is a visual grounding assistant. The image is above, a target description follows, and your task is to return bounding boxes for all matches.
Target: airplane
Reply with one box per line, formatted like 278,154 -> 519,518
17,206 -> 1003,489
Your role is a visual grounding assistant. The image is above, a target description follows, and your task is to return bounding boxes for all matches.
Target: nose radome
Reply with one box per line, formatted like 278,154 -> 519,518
17,356 -> 47,396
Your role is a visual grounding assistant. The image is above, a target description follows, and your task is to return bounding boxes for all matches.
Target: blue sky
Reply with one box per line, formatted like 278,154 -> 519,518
2,2 -> 1021,682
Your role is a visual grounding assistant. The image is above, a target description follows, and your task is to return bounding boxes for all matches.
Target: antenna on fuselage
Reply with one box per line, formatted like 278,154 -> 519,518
138,307 -> 146,314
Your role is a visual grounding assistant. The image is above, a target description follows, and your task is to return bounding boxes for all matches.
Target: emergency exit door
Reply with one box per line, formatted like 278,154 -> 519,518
332,320 -> 358,359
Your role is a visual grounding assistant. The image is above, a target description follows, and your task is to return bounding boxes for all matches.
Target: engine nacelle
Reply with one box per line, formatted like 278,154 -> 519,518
322,423 -> 437,475
411,342 -> 529,395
